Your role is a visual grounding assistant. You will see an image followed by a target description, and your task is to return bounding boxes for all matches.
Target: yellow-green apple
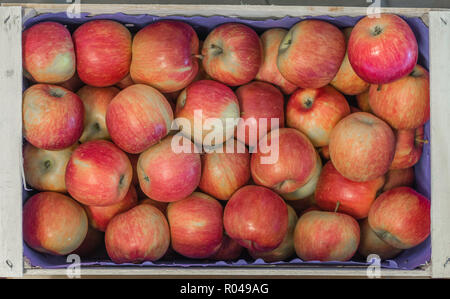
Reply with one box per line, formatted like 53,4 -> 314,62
23,192 -> 88,255
22,21 -> 75,84
293,210 -> 360,261
329,112 -> 395,182
115,73 -> 135,90
77,85 -> 120,143
58,72 -> 84,92
167,192 -> 223,259
277,20 -> 345,89
23,142 -> 78,193
202,23 -> 262,86
249,204 -> 298,262
390,126 -> 424,170
210,234 -> 243,261
315,161 -> 385,219
368,186 -> 430,249
255,28 -> 297,94
106,84 -> 174,154
139,198 -> 168,214
358,218 -> 402,260
65,140 -> 132,206
73,20 -> 132,87
105,204 -> 170,263
382,167 -> 415,192
356,89 -> 372,112
348,14 -> 418,84
235,81 -> 285,148
286,85 -> 350,147
72,226 -> 104,257
175,80 -> 240,146
130,20 -> 199,93
223,185 -> 288,252
137,135 -> 201,203
84,185 -> 138,232
22,84 -> 84,150
369,64 -> 429,130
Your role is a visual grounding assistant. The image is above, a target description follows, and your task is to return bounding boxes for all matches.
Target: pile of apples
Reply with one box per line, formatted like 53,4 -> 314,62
21,13 -> 430,264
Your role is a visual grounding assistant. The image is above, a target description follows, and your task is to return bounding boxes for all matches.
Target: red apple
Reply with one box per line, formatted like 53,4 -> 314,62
106,84 -> 174,154
348,14 -> 418,84
139,198 -> 169,214
356,89 -> 372,113
65,140 -> 133,206
209,234 -> 243,261
382,167 -> 415,192
23,84 -> 84,150
286,85 -> 351,147
293,210 -> 360,261
277,20 -> 345,88
22,21 -> 75,83
72,226 -> 104,257
390,126 -> 424,170
358,218 -> 402,260
23,192 -> 88,255
73,20 -> 132,87
329,112 -> 395,182
167,192 -> 223,259
368,186 -> 430,249
223,185 -> 288,252
105,204 -> 170,263
58,72 -> 84,92
130,20 -> 199,93
202,23 -> 262,86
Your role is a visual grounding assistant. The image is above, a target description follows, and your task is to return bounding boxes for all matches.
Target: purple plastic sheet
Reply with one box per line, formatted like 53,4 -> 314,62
22,12 -> 430,270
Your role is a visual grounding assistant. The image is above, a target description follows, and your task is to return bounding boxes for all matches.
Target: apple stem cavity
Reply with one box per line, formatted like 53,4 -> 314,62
210,44 -> 223,56
372,25 -> 383,37
44,160 -> 51,169
303,97 -> 314,109
49,88 -> 65,98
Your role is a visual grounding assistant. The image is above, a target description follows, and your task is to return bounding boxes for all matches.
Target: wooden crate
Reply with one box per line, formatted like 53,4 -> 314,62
0,3 -> 449,278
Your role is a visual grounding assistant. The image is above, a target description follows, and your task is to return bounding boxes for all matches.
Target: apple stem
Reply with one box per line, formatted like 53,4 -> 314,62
194,54 -> 204,60
334,201 -> 340,213
415,138 -> 429,144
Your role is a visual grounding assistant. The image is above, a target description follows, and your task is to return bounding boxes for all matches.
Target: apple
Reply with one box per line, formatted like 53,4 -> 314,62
329,112 -> 395,182
209,234 -> 243,261
355,89 -> 372,113
369,64 -> 430,130
286,85 -> 351,147
382,167 -> 415,192
358,218 -> 402,260
72,226 -> 104,257
255,28 -> 297,94
390,126 -> 425,170
293,210 -> 360,261
167,192 -> 223,259
85,185 -> 138,232
348,14 -> 418,84
23,84 -> 84,150
368,186 -> 430,249
139,198 -> 169,214
137,135 -> 201,203
106,84 -> 174,154
202,23 -> 262,86
223,185 -> 288,252
131,20 -> 199,93
65,140 -> 133,206
105,203 -> 170,263
115,73 -> 135,90
235,81 -> 285,147
23,192 -> 88,255
315,161 -> 385,219
23,142 -> 78,193
22,21 -> 75,84
277,20 -> 345,88
73,20 -> 132,87
58,72 -> 84,92
77,85 -> 120,143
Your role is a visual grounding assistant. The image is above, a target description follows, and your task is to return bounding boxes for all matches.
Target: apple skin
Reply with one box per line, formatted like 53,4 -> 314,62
329,112 -> 395,182
105,204 -> 170,264
251,128 -> 318,194
23,142 -> 78,193
73,20 -> 132,87
106,84 -> 174,154
293,210 -> 360,261
65,140 -> 133,207
85,185 -> 138,232
369,64 -> 429,130
72,226 -> 104,257
358,218 -> 402,260
223,185 -> 288,252
77,85 -> 120,143
348,14 -> 418,84
315,161 -> 385,219
277,20 -> 345,89
209,234 -> 243,261
130,20 -> 199,93
137,135 -> 201,203
255,28 -> 297,94
368,186 -> 430,249
235,81 -> 285,147
22,21 -> 75,84
23,84 -> 84,150
356,89 -> 372,113
167,192 -> 223,259
202,23 -> 262,86
23,192 -> 88,256
390,126 -> 424,170
286,85 -> 351,147
382,167 -> 415,192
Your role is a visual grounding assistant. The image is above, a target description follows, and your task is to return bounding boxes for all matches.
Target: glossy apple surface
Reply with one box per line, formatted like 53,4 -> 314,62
358,218 -> 402,260
382,168 -> 415,192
